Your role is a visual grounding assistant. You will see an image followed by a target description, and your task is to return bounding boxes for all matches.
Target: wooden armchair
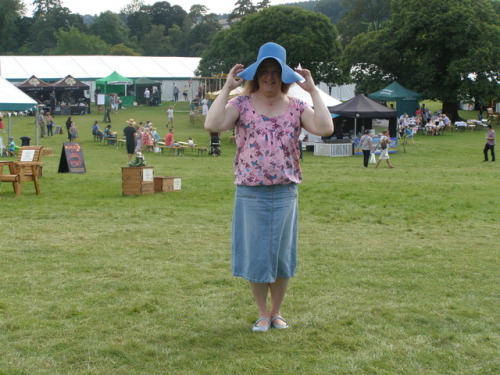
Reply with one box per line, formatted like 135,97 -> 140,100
0,146 -> 44,196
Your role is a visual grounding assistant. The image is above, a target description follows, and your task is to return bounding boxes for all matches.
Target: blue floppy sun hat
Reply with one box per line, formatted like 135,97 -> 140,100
237,42 -> 303,84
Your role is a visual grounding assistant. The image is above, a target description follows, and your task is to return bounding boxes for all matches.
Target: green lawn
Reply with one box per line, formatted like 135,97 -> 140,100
0,103 -> 498,374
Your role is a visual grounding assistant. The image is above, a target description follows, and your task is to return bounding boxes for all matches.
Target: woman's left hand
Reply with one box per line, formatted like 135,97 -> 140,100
294,68 -> 316,93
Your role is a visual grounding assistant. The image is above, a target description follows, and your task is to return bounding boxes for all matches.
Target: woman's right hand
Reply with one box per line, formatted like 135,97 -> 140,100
224,64 -> 245,91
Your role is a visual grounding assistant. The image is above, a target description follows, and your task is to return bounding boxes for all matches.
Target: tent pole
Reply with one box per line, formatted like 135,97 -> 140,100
8,113 -> 12,140
35,107 -> 39,145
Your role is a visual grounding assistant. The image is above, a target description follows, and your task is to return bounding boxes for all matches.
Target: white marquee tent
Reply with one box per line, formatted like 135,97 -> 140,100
0,55 -> 346,105
0,55 -> 202,103
288,83 -> 341,107
0,77 -> 37,111
0,76 -> 38,140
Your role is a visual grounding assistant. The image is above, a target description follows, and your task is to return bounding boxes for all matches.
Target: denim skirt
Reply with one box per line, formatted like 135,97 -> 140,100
232,184 -> 298,283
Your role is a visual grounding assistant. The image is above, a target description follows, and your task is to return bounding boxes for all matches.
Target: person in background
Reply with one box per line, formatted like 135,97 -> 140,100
92,120 -> 103,141
173,85 -> 179,101
134,125 -> 143,153
123,119 -> 137,162
167,106 -> 174,127
204,42 -> 333,332
68,119 -> 78,142
357,129 -> 375,167
202,98 -> 209,116
103,105 -> 112,123
144,87 -> 151,106
49,92 -> 57,115
0,114 -> 4,133
483,124 -> 495,162
65,116 -> 74,142
7,137 -> 18,156
152,128 -> 161,144
374,130 -> 394,168
37,110 -> 46,138
142,127 -> 154,151
45,112 -> 54,137
164,128 -> 180,147
104,124 -> 116,139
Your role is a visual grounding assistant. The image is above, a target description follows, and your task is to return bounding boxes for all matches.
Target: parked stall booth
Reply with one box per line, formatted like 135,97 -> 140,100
15,76 -> 53,113
328,94 -> 398,156
134,77 -> 162,106
51,75 -> 90,115
95,71 -> 134,107
368,81 -> 423,118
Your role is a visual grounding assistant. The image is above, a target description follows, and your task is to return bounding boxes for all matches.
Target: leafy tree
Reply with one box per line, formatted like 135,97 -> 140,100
343,0 -> 500,119
126,8 -> 153,41
14,16 -> 34,53
228,0 -> 256,23
256,0 -> 271,11
313,0 -> 347,24
140,24 -> 172,55
0,0 -> 25,53
89,11 -> 129,46
50,26 -> 109,54
109,43 -> 141,55
121,0 -> 145,15
188,4 -> 208,22
31,0 -> 62,15
185,14 -> 222,56
198,6 -> 343,85
337,0 -> 391,46
150,1 -> 186,32
24,6 -> 85,53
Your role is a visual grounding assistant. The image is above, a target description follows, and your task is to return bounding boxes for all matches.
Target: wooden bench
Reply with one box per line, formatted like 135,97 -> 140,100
115,139 -> 126,148
186,146 -> 208,156
102,137 -> 117,146
159,146 -> 184,156
0,146 -> 43,196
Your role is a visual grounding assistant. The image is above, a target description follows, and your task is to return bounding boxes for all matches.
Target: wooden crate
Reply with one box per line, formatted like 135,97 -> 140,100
154,176 -> 181,193
122,166 -> 155,195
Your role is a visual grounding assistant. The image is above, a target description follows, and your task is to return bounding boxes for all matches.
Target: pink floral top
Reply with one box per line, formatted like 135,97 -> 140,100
229,95 -> 309,186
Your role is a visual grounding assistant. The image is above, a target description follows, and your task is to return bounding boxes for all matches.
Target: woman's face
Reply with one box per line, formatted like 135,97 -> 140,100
256,59 -> 282,93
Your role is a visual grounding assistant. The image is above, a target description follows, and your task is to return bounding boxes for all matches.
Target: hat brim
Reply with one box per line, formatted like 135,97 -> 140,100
238,57 -> 303,84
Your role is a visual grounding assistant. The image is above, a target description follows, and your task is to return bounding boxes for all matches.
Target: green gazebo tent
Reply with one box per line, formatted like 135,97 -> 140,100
134,77 -> 162,105
95,71 -> 134,106
368,81 -> 423,118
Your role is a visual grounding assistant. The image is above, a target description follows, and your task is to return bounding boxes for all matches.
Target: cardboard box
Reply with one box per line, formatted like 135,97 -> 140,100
154,176 -> 181,192
122,167 -> 155,195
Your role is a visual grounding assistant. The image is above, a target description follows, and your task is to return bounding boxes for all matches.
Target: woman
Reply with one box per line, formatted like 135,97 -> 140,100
205,42 -> 333,332
65,117 -> 74,142
357,129 -> 374,167
45,112 -> 54,137
375,130 -> 394,168
134,126 -> 143,153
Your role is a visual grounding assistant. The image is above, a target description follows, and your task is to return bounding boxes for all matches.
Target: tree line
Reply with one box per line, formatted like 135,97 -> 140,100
1,0 -> 499,117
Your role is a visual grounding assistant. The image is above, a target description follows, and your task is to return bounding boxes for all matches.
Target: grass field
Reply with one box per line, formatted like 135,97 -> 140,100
0,102 -> 498,374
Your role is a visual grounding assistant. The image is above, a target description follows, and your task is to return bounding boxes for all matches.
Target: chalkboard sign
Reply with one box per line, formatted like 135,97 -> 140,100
58,142 -> 86,173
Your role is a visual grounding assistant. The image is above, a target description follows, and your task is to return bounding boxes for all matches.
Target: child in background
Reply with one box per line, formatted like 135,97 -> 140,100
7,137 -> 18,156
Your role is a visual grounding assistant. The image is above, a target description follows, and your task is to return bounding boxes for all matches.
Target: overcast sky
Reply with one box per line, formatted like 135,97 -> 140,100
25,0 -> 302,16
